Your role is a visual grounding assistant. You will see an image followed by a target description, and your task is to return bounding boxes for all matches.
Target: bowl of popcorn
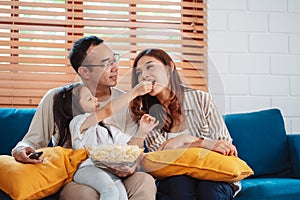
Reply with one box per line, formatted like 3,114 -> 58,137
86,144 -> 144,168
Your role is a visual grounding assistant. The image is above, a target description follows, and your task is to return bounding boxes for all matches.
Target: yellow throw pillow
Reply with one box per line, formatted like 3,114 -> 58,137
141,148 -> 253,182
0,146 -> 87,200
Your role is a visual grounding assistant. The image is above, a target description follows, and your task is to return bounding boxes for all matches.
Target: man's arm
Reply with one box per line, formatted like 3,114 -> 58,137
12,87 -> 60,163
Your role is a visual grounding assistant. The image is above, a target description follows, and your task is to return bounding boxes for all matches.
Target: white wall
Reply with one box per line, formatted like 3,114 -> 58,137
207,0 -> 300,133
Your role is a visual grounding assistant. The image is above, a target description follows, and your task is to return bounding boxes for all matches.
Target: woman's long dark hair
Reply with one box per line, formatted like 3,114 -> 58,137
53,83 -> 112,147
130,48 -> 185,133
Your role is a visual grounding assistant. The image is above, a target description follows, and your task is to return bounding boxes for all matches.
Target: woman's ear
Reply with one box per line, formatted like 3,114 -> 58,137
166,62 -> 175,79
78,66 -> 90,79
170,62 -> 175,71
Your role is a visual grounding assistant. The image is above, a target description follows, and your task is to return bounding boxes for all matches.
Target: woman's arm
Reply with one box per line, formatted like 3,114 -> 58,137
160,135 -> 237,156
158,134 -> 199,150
189,137 -> 237,156
12,87 -> 60,163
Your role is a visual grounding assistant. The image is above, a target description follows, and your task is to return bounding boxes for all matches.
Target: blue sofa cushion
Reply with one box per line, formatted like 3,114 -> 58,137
288,134 -> 300,178
234,178 -> 300,200
0,108 -> 36,155
224,108 -> 292,178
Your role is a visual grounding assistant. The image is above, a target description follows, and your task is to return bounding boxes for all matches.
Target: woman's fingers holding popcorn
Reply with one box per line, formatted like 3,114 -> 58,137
133,81 -> 153,96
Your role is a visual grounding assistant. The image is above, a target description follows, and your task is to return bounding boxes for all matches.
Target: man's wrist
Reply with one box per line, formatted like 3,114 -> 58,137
12,146 -> 25,157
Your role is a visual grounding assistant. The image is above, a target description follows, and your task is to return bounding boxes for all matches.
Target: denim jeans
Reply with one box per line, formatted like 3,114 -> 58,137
157,175 -> 233,200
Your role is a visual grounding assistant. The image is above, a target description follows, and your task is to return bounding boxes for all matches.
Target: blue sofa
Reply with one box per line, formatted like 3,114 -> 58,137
224,108 -> 300,200
0,108 -> 300,199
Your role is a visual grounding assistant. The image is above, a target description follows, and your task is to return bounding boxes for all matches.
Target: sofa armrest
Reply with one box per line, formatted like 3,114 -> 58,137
287,134 -> 300,178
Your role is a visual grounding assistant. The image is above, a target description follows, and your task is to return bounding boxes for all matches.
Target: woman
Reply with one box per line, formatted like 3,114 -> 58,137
130,48 -> 239,200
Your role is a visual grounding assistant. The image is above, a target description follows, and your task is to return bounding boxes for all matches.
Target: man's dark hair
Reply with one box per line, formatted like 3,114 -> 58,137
69,35 -> 104,73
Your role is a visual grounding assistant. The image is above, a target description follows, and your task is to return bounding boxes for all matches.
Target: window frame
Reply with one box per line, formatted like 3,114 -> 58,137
0,0 -> 207,107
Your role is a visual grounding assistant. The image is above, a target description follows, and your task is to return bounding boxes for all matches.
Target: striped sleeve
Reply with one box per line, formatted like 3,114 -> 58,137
201,91 -> 232,142
184,90 -> 232,142
145,129 -> 167,152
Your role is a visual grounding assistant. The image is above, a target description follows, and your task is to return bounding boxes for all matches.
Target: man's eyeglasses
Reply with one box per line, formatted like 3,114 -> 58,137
82,53 -> 120,68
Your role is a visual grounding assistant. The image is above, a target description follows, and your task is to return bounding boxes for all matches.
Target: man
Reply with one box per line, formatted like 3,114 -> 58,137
12,36 -> 156,200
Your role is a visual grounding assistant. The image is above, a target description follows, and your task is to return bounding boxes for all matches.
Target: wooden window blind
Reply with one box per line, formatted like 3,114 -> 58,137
0,0 -> 207,108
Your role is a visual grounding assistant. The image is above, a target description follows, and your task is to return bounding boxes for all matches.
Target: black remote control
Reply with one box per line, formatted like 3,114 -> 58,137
29,151 -> 43,160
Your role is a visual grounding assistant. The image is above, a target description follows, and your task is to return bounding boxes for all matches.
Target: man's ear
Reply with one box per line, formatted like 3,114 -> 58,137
78,66 -> 90,79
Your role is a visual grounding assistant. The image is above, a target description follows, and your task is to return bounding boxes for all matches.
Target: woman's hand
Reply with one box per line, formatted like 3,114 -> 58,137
107,153 -> 145,178
12,146 -> 43,164
201,139 -> 238,156
158,134 -> 198,151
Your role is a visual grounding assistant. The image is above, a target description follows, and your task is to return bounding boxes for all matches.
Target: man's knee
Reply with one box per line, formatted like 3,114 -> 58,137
59,181 -> 99,200
124,172 -> 156,199
134,172 -> 155,189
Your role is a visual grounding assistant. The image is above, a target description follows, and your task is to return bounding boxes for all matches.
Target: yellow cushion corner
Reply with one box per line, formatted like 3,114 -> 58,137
0,146 -> 87,200
141,148 -> 253,182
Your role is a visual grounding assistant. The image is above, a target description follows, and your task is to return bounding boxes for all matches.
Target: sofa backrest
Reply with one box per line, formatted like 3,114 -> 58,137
0,108 -> 36,155
224,108 -> 292,178
0,107 -> 293,178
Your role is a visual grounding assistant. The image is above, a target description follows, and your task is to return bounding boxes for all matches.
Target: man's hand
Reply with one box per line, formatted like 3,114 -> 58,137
107,153 -> 144,178
12,146 -> 43,164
